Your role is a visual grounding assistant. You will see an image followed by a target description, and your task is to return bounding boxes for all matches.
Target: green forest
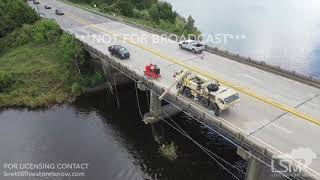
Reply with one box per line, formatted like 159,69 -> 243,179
0,0 -> 103,108
68,0 -> 201,37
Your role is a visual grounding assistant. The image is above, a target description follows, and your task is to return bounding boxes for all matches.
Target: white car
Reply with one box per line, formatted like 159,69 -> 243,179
179,40 -> 205,53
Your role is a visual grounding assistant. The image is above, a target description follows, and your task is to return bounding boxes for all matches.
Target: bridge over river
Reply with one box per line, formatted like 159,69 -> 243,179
29,0 -> 320,179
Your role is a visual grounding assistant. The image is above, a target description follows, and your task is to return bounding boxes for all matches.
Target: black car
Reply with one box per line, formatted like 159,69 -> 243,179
33,0 -> 40,4
44,5 -> 51,9
55,9 -> 64,15
108,45 -> 130,59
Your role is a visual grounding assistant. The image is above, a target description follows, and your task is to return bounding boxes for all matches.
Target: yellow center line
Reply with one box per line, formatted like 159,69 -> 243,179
64,12 -> 320,126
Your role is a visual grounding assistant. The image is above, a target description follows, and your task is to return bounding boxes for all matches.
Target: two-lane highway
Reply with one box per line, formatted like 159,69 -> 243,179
29,0 -> 320,178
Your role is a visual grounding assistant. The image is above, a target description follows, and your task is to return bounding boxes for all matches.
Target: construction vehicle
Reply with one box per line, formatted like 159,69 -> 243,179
144,64 -> 161,79
175,70 -> 240,116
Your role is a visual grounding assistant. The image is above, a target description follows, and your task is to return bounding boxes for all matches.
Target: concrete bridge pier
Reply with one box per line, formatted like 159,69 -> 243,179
237,148 -> 287,180
143,89 -> 182,124
143,90 -> 162,124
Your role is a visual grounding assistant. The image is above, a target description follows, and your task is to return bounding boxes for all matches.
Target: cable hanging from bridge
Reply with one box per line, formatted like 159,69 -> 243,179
161,112 -> 247,178
139,86 -> 243,179
153,91 -> 296,179
161,105 -> 297,180
141,87 -> 245,178
161,110 -> 246,175
134,82 -> 144,120
94,55 -> 299,180
113,75 -> 120,109
160,101 -> 297,180
159,115 -> 241,180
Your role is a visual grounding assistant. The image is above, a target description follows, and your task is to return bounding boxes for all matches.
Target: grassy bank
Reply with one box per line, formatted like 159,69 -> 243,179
0,0 -> 105,109
0,5 -> 104,108
0,40 -> 105,108
0,44 -> 76,107
0,26 -> 104,108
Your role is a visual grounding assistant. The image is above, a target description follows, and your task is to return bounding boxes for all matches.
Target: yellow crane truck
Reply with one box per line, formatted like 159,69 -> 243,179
175,71 -> 240,116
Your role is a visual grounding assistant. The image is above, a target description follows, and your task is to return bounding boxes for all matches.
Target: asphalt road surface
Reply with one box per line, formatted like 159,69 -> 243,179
28,0 -> 320,178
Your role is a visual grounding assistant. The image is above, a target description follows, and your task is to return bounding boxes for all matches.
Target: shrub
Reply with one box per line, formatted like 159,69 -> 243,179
173,16 -> 186,34
58,33 -> 82,62
149,4 -> 160,22
159,142 -> 178,160
87,72 -> 105,87
149,2 -> 177,24
132,9 -> 150,19
116,1 -> 134,17
0,72 -> 15,91
0,24 -> 33,51
65,0 -> 200,36
158,2 -> 176,24
100,4 -> 113,13
133,8 -> 140,18
132,0 -> 154,10
0,0 -> 39,38
32,20 -> 62,43
71,82 -> 83,96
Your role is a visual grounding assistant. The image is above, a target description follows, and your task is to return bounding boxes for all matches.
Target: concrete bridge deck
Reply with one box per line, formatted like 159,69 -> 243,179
29,0 -> 320,179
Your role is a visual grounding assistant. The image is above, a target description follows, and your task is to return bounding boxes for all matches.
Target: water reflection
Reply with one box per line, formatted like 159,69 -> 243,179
0,86 -> 242,180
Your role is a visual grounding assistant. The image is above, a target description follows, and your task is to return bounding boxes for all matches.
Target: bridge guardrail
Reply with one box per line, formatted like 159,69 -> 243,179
82,41 -> 318,180
205,47 -> 320,89
60,0 -> 320,89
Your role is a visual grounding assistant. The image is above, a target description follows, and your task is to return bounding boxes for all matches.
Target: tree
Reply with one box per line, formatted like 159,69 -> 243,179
184,15 -> 197,34
116,0 -> 134,17
149,2 -> 176,24
103,0 -> 115,6
58,33 -> 82,61
131,0 -> 154,10
187,15 -> 195,28
149,4 -> 160,22
158,2 -> 176,23
32,20 -> 62,42
0,0 -> 38,38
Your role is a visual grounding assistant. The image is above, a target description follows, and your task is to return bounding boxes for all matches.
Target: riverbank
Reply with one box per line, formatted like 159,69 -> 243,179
0,42 -> 90,108
0,37 -> 103,108
0,1 -> 104,108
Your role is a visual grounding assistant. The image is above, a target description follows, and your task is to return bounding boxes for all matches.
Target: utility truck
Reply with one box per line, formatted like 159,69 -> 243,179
175,71 -> 240,116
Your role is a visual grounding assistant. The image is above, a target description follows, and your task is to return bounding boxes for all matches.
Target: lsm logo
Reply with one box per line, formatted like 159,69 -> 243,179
271,147 -> 317,178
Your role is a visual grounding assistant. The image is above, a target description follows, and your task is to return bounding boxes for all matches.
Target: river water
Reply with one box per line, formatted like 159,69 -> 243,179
166,0 -> 320,78
1,2 -> 319,179
0,84 -> 244,180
